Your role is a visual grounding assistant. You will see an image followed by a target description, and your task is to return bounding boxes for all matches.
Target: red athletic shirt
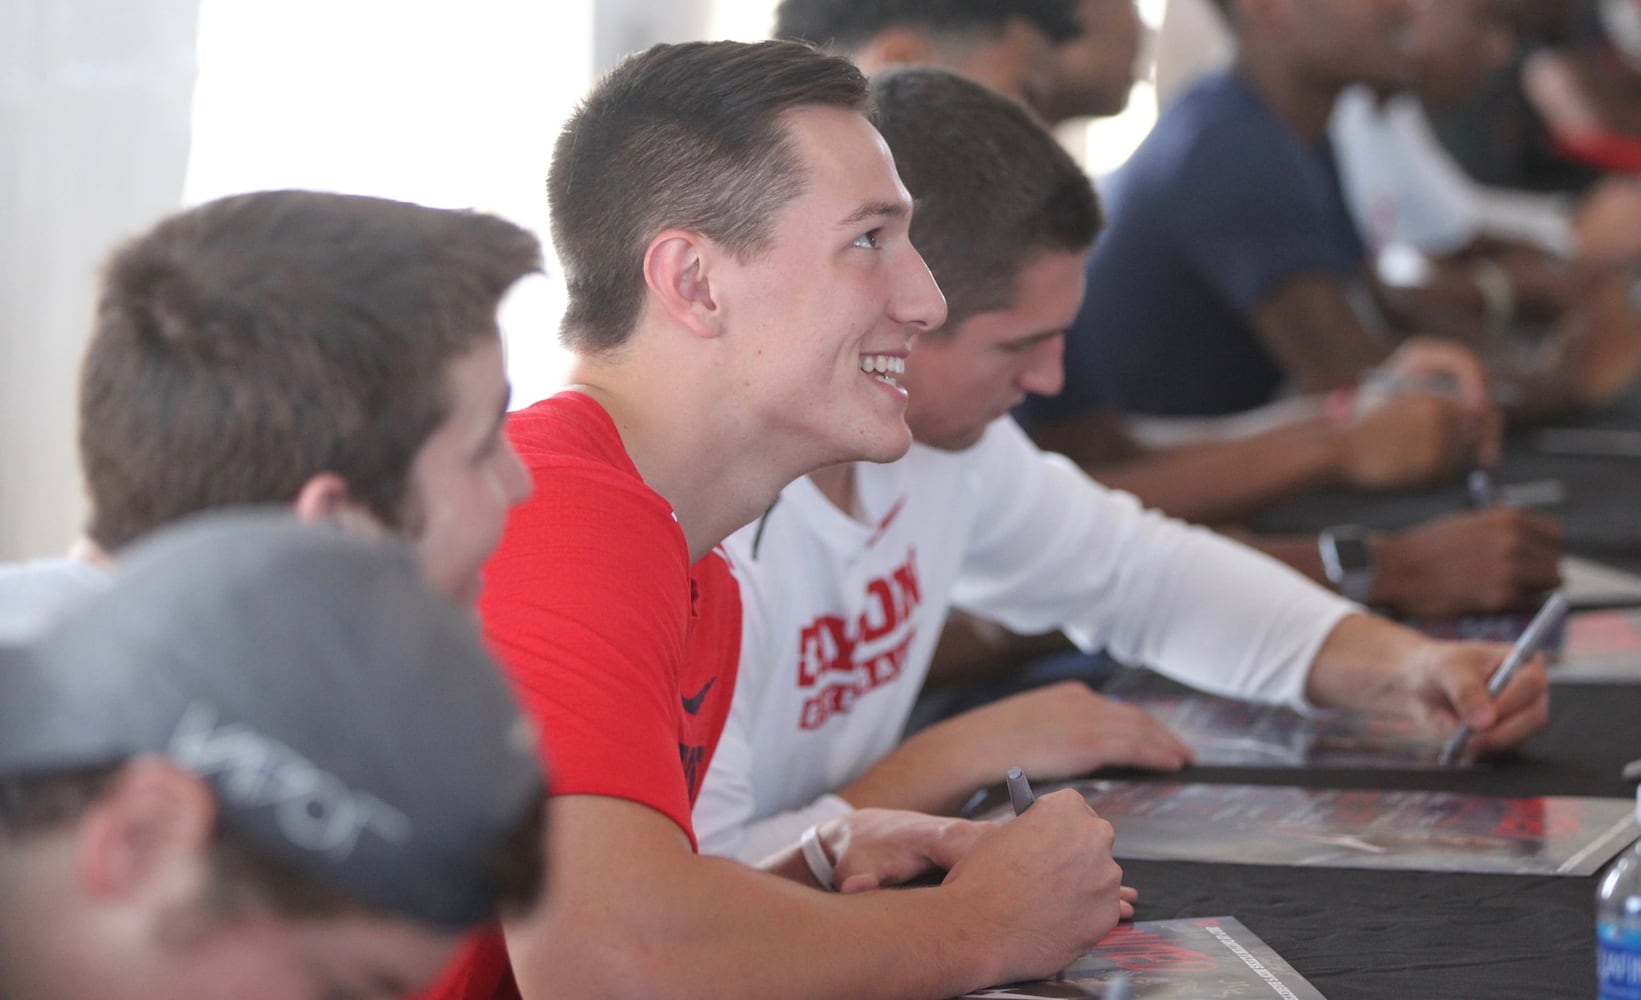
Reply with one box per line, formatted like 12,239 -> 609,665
412,391 -> 742,1000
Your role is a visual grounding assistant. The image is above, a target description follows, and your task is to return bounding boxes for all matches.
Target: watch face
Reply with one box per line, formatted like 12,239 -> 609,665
1331,533 -> 1371,572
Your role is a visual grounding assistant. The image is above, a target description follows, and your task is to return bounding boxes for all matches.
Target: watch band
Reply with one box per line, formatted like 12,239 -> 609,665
1319,525 -> 1376,605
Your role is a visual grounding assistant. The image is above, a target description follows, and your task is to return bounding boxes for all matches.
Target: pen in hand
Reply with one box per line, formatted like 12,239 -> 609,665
1437,591 -> 1569,765
1006,766 -> 1035,815
1007,768 -> 1138,991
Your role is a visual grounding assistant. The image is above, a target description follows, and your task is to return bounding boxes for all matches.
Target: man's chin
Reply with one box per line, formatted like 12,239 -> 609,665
912,425 -> 985,453
853,423 -> 914,465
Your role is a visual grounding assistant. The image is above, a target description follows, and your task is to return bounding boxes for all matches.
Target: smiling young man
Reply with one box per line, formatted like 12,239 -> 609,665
0,512 -> 546,1000
428,40 -> 1134,1000
693,68 -> 1551,862
0,189 -> 538,636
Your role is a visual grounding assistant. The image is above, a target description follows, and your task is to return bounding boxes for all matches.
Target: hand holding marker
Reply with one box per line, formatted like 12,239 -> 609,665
1005,767 -> 1134,998
1438,591 -> 1569,765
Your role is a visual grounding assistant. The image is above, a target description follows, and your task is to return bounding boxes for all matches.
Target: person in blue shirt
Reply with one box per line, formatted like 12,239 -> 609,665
1056,0 -> 1447,420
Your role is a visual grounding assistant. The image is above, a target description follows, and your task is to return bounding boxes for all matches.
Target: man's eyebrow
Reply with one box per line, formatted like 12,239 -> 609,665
835,200 -> 908,229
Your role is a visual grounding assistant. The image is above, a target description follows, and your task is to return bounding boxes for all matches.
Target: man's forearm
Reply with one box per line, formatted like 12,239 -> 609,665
507,799 -> 1020,999
1087,413 -> 1346,524
1301,612 -> 1425,712
836,722 -> 996,816
510,792 -> 1127,1000
510,858 -> 1001,999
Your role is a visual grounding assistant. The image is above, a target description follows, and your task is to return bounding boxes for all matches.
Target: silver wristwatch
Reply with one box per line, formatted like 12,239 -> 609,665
1318,525 -> 1375,604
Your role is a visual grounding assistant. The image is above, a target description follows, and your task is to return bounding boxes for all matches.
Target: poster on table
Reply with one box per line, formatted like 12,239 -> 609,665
979,781 -> 1640,876
960,916 -> 1326,999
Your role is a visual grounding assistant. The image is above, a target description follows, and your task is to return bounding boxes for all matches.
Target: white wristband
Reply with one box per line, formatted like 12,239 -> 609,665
799,824 -> 836,891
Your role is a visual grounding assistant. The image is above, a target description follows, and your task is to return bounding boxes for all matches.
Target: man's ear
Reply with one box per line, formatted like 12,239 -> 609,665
292,473 -> 389,538
79,759 -> 215,902
858,28 -> 938,72
644,230 -> 724,339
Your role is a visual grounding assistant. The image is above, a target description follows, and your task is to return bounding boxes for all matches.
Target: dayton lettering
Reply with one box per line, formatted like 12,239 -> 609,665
169,701 -> 413,858
795,550 -> 922,730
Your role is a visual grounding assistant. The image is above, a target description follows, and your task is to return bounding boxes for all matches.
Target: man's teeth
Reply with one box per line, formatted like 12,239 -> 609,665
861,355 -> 905,375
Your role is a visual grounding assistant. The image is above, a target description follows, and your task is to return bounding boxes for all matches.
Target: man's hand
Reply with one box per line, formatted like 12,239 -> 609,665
814,809 -> 988,893
1335,391 -> 1471,490
818,809 -> 1140,921
844,681 -> 1192,815
1396,639 -> 1552,755
1381,338 -> 1503,465
942,789 -> 1128,984
1305,614 -> 1551,755
1373,508 -> 1564,617
931,682 -> 1195,779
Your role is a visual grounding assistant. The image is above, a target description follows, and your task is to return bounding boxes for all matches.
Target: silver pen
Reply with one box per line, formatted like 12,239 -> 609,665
1006,766 -> 1036,815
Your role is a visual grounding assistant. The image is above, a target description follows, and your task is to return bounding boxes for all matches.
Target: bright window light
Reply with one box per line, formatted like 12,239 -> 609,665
185,0 -> 592,408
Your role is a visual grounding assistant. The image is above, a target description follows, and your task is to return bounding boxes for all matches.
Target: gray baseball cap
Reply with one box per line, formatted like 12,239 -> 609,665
0,510 -> 545,929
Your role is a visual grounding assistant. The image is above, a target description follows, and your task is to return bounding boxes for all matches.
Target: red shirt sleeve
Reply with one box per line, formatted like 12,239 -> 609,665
412,396 -> 741,1000
480,451 -> 699,838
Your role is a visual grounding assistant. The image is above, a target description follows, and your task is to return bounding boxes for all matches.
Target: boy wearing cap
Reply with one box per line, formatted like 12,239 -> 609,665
694,69 -> 1549,860
0,188 -> 539,638
0,512 -> 546,1000
438,39 -> 1131,1000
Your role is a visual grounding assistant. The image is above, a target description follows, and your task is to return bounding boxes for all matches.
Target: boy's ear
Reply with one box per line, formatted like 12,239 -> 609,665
859,27 -> 938,71
643,230 -> 724,339
79,759 -> 215,902
292,473 -> 390,538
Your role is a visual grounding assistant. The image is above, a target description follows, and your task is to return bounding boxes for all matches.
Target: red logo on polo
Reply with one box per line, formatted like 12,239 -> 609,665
795,549 -> 922,730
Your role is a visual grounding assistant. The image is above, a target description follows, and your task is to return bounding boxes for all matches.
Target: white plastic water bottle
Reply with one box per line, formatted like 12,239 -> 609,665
1598,787 -> 1641,999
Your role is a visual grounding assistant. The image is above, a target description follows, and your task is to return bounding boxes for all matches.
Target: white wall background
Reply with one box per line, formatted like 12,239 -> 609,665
0,0 -> 200,560
0,0 -> 715,559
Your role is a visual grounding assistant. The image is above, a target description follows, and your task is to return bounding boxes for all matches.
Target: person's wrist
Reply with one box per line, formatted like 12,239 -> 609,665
1365,534 -> 1402,608
1318,525 -> 1377,604
800,823 -> 837,891
1331,420 -> 1370,485
1306,406 -> 1352,484
1324,385 -> 1358,428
